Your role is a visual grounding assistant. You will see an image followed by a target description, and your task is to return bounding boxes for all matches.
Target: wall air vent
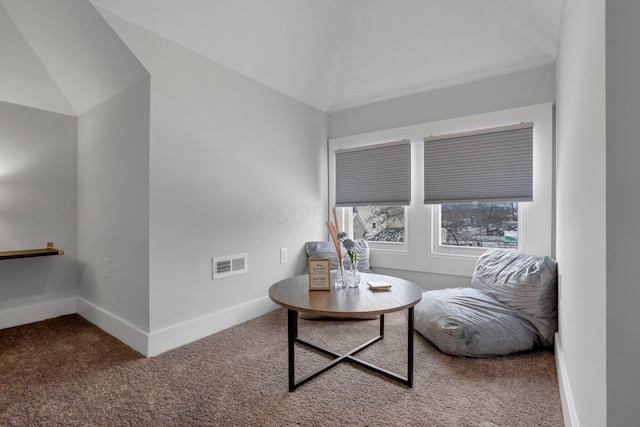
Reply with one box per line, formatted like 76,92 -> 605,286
212,253 -> 248,280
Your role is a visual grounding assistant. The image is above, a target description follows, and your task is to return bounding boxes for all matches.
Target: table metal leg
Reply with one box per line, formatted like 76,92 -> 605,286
287,309 -> 298,392
407,306 -> 414,387
286,308 -> 415,391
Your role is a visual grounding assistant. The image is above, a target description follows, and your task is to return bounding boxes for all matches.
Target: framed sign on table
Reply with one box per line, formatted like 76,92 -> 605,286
308,258 -> 331,291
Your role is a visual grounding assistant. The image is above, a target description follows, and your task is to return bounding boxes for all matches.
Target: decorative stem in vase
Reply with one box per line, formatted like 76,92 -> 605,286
348,255 -> 360,287
335,259 -> 348,288
326,206 -> 360,289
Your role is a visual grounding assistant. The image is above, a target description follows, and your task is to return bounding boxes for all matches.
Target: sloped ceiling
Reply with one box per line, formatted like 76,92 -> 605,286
0,3 -> 73,115
0,0 -> 148,116
89,0 -> 563,112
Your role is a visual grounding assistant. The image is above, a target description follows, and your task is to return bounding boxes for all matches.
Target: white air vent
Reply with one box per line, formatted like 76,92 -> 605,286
213,253 -> 248,280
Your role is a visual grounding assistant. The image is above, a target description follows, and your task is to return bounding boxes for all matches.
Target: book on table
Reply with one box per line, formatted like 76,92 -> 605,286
367,281 -> 392,291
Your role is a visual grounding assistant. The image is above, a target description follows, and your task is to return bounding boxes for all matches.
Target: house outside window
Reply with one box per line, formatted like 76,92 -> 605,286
351,206 -> 405,243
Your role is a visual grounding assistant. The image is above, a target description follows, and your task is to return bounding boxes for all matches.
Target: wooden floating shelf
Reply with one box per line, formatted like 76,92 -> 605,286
0,242 -> 64,260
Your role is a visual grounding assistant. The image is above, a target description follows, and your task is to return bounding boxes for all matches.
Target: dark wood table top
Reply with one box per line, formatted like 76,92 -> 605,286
269,273 -> 423,318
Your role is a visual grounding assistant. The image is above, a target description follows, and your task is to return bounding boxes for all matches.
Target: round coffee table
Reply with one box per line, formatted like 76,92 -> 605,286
269,273 -> 423,391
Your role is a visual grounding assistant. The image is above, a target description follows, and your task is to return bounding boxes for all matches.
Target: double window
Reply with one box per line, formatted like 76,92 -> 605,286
349,203 -> 518,249
328,104 -> 553,276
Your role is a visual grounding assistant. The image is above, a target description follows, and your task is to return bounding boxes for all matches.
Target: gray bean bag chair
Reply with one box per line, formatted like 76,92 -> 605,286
414,250 -> 558,357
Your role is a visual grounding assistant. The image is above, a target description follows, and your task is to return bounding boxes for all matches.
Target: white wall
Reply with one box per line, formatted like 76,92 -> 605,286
606,1 -> 640,425
0,101 -> 78,328
77,77 -> 151,352
329,63 -> 556,139
555,0 -> 607,425
98,10 -> 329,356
0,0 -> 154,355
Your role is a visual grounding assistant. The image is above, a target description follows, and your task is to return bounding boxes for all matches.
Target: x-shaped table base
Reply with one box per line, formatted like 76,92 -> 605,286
287,308 -> 414,391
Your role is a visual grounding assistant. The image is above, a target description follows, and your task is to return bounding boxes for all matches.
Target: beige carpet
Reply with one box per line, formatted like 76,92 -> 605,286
0,309 -> 563,426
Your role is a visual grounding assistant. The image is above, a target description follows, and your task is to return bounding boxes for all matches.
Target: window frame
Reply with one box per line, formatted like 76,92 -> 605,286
328,103 -> 553,278
431,202 -> 525,256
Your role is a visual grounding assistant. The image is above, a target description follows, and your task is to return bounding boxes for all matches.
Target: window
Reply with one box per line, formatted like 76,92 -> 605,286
425,123 -> 531,254
351,206 -> 405,243
334,140 -> 410,248
423,123 -> 533,205
440,202 -> 518,249
328,103 -> 553,276
335,140 -> 411,207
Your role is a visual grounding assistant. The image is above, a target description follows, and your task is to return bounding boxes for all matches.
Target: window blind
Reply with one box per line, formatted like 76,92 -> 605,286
335,140 -> 411,207
423,123 -> 533,204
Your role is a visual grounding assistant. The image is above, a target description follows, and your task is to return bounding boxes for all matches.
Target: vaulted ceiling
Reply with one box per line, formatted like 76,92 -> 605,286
90,0 -> 564,112
1,0 -> 564,115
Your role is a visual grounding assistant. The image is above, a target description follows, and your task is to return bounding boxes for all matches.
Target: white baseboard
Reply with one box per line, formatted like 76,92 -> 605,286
555,333 -> 579,427
0,297 -> 77,330
76,297 -> 149,356
2,295 -> 280,358
147,296 -> 280,357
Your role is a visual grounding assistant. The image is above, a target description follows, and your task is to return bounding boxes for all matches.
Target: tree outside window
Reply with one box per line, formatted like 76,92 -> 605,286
440,202 -> 517,249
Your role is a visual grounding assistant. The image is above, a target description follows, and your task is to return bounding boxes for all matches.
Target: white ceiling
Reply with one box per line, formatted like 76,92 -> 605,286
1,0 -> 149,115
90,0 -> 564,113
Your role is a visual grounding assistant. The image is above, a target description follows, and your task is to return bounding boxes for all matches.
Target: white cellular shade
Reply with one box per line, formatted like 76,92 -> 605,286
335,140 -> 411,207
424,123 -> 533,204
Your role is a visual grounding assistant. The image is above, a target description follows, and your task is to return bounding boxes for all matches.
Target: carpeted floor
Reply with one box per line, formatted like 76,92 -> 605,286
0,309 -> 564,426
